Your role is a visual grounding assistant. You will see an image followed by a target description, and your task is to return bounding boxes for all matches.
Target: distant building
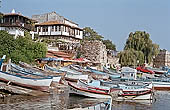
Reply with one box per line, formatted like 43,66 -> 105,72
32,12 -> 83,43
0,9 -> 35,38
153,49 -> 170,68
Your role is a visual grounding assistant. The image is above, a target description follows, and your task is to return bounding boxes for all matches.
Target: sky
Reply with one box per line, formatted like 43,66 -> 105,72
1,0 -> 170,51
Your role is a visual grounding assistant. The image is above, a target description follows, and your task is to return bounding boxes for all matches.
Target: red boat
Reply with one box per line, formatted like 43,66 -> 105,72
136,66 -> 155,74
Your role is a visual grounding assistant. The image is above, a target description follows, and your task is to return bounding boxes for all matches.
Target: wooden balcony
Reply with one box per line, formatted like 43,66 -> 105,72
0,22 -> 34,31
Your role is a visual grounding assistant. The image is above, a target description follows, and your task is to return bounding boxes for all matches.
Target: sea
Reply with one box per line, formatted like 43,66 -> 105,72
0,91 -> 169,110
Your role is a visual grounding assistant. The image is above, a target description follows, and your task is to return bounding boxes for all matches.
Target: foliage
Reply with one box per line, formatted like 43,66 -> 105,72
119,31 -> 159,66
0,30 -> 47,63
102,39 -> 116,51
118,49 -> 144,66
83,27 -> 103,41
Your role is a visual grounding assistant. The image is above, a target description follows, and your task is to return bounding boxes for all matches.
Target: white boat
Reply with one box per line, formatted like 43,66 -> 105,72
0,69 -> 53,92
0,56 -> 53,92
116,83 -> 153,100
68,81 -> 113,99
65,74 -> 89,82
90,80 -> 153,100
10,63 -> 62,83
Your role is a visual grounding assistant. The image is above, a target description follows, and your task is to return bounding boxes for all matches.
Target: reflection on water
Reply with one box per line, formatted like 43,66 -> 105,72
0,91 -> 169,110
68,95 -> 110,109
0,92 -> 69,110
111,91 -> 170,110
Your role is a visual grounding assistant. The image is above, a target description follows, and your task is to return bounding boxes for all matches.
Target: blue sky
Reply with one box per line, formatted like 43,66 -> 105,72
1,0 -> 170,51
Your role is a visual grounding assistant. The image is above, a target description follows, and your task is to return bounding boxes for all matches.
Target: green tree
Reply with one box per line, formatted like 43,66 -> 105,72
0,30 -> 47,63
102,39 -> 116,51
119,31 -> 159,66
83,27 -> 103,41
118,49 -> 144,67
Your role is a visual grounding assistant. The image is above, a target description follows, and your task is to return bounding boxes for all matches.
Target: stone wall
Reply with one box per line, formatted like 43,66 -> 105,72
153,49 -> 170,68
81,40 -> 107,70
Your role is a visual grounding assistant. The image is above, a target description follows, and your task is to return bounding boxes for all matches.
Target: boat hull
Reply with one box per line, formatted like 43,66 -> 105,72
116,93 -> 153,100
68,82 -> 112,99
0,71 -> 52,92
153,82 -> 170,90
65,74 -> 88,82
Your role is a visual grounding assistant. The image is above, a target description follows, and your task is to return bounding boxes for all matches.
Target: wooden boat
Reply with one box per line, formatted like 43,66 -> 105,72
86,67 -> 110,80
44,64 -> 65,75
0,56 -> 53,92
116,83 -> 153,100
11,63 -> 63,83
65,74 -> 89,82
136,66 -> 155,74
146,67 -> 167,74
0,62 -> 52,92
86,67 -> 106,75
68,81 -> 119,99
69,65 -> 91,73
19,62 -> 65,77
139,77 -> 170,90
59,66 -> 82,75
103,67 -> 121,80
98,80 -> 153,100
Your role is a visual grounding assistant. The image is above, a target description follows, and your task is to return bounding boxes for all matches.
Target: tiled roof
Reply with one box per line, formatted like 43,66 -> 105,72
3,13 -> 36,22
47,51 -> 74,58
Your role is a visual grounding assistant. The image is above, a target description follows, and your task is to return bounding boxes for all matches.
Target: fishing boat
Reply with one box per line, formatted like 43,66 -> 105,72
86,67 -> 110,80
116,83 -> 153,100
139,77 -> 170,90
136,66 -> 155,74
0,56 -> 53,92
10,63 -> 62,83
65,74 -> 89,82
68,80 -> 120,99
85,79 -> 153,100
69,65 -> 91,73
19,62 -> 65,77
146,67 -> 167,74
103,67 -> 121,80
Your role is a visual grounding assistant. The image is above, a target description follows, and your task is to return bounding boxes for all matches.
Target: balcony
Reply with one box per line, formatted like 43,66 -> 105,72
0,22 -> 34,31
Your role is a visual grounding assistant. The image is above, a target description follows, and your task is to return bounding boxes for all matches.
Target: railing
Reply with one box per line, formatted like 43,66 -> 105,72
0,22 -> 34,31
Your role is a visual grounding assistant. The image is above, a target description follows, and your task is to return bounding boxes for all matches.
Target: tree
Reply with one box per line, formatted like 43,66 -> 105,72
102,39 -> 116,51
118,49 -> 144,66
0,30 -> 47,63
83,27 -> 103,41
119,31 -> 159,66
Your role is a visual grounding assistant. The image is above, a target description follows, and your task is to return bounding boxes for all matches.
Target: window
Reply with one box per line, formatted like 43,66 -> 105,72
38,27 -> 41,32
51,26 -> 54,32
59,26 -> 61,31
42,26 -> 48,32
76,30 -> 78,35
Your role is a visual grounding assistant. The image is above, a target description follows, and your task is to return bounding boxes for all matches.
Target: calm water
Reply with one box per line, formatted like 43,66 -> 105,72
0,91 -> 169,110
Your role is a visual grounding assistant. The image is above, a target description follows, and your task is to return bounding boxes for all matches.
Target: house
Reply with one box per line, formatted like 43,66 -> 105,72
32,12 -> 83,44
153,49 -> 170,68
0,9 -> 35,39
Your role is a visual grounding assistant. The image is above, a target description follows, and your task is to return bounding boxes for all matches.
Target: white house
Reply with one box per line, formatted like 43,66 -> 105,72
0,9 -> 35,39
32,12 -> 83,43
